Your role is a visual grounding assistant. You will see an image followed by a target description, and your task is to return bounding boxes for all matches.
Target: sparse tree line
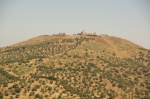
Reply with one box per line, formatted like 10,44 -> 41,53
0,37 -> 89,65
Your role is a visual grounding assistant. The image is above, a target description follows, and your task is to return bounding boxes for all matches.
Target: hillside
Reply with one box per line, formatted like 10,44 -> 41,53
0,35 -> 150,99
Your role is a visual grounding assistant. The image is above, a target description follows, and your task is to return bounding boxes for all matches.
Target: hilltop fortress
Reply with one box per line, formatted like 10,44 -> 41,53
77,30 -> 97,36
53,30 -> 97,36
53,30 -> 108,37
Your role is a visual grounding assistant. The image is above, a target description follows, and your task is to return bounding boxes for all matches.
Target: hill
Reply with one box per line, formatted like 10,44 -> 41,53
0,35 -> 150,99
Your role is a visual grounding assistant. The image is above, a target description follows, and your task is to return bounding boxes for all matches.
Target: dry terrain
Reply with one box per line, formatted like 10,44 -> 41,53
0,35 -> 150,99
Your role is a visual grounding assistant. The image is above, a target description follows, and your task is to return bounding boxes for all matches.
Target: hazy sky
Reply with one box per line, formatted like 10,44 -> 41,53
0,0 -> 150,49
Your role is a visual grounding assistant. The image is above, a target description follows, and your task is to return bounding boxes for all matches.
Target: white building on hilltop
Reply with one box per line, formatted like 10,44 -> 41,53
81,30 -> 88,35
77,30 -> 97,36
77,30 -> 88,36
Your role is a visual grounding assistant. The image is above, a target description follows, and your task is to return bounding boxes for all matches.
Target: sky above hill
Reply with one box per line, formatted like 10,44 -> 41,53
0,0 -> 150,49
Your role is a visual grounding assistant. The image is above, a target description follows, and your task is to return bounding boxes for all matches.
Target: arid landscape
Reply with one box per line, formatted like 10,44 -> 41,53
0,34 -> 150,99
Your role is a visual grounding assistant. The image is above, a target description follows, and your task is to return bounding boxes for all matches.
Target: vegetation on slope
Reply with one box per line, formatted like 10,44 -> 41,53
0,35 -> 150,99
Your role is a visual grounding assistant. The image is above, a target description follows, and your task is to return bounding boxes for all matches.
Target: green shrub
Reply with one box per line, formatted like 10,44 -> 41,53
3,82 -> 8,87
13,83 -> 19,88
12,90 -> 16,95
100,93 -> 106,98
47,86 -> 52,91
32,86 -> 37,91
0,92 -> 3,99
15,94 -> 20,98
4,92 -> 8,96
14,88 -> 21,93
35,94 -> 41,98
29,91 -> 34,96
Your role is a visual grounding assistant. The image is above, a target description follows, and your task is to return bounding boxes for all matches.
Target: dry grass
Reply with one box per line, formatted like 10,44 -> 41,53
0,35 -> 150,99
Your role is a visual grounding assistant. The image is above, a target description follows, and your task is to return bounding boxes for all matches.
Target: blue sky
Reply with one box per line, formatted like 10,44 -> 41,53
0,0 -> 150,49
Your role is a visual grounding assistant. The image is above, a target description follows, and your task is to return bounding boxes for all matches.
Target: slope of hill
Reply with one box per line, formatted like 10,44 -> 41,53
0,35 -> 150,99
12,35 -> 64,47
